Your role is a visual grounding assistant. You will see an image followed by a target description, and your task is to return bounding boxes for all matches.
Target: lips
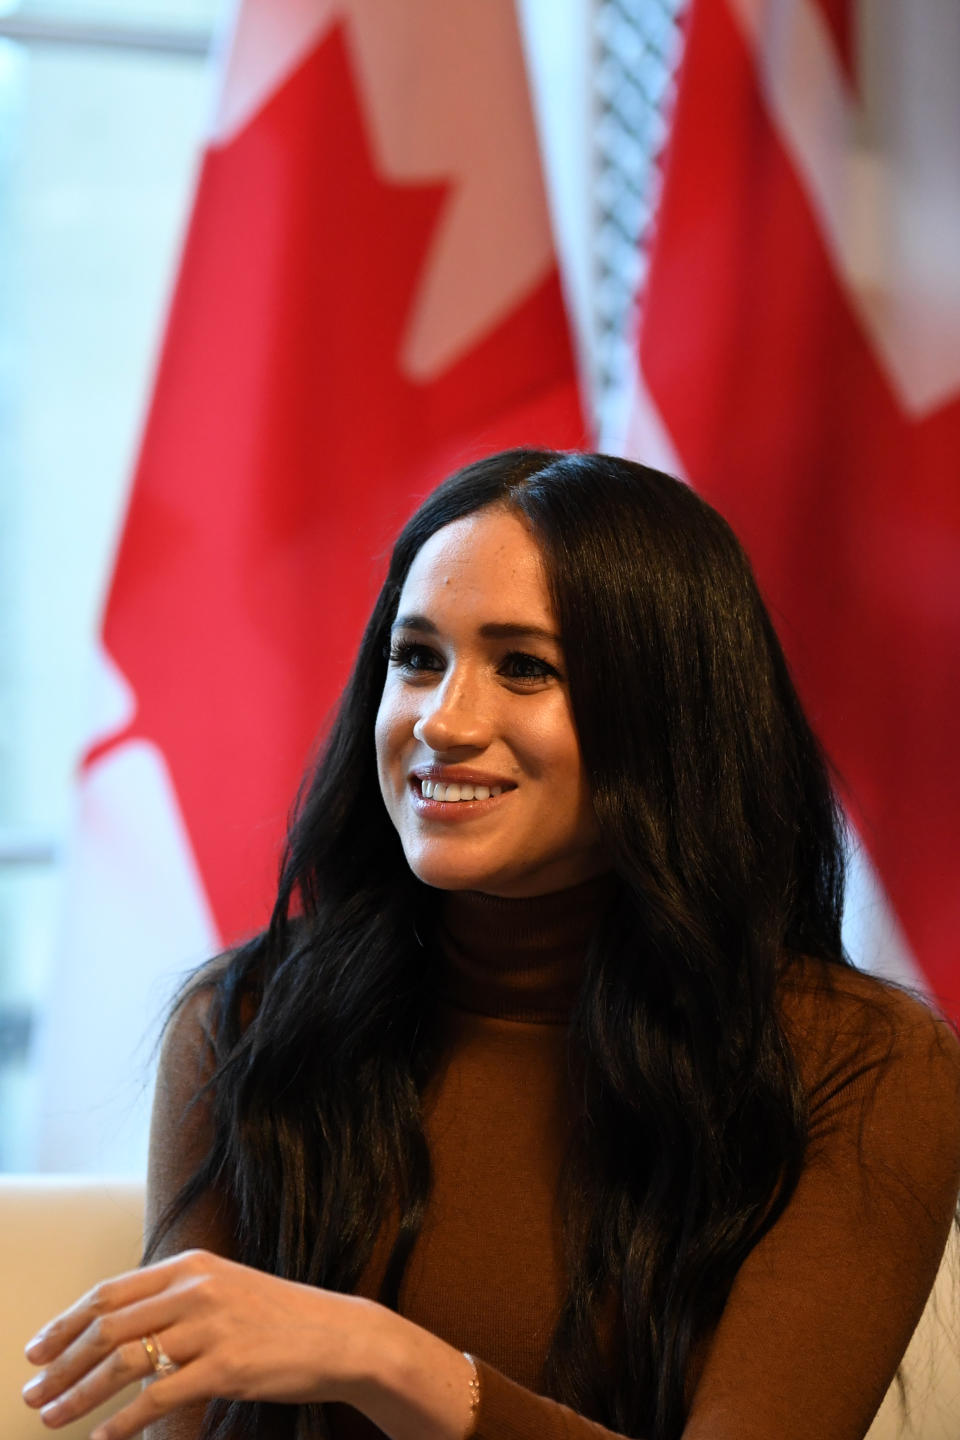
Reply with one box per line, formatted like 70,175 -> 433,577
411,768 -> 516,797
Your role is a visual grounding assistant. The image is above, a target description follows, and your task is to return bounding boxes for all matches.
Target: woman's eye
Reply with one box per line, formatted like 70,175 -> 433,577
388,640 -> 442,674
500,651 -> 560,684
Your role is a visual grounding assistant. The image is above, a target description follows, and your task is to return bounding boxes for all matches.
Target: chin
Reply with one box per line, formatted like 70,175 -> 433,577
402,845 -> 510,894
408,860 -> 499,893
406,857 -> 572,899
400,839 -> 606,898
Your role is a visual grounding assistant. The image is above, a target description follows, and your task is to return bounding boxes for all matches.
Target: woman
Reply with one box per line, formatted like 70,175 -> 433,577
22,449 -> 960,1440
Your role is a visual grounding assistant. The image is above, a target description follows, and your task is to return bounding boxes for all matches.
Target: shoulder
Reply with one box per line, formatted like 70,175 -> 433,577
779,956 -> 960,1204
156,953 -> 233,1089
779,955 -> 960,1082
150,963 -> 229,1166
147,955 -> 243,1259
159,940 -> 269,1082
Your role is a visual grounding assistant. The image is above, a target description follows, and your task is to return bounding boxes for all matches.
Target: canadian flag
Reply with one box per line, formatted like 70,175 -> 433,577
35,0 -> 584,1171
628,0 -> 960,1018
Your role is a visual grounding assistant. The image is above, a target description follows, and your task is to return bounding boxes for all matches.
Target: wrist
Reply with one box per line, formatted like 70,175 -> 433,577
331,1297 -> 404,1406
344,1303 -> 478,1440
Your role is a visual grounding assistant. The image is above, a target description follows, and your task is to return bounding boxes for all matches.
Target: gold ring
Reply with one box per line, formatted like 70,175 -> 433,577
140,1333 -> 178,1379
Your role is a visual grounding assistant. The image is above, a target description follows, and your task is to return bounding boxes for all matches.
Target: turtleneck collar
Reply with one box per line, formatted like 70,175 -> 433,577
434,872 -> 618,1024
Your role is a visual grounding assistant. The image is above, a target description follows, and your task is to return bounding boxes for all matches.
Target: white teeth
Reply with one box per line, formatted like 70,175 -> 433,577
420,780 -> 503,802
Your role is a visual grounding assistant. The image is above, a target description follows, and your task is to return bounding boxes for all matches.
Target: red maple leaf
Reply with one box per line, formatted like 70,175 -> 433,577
92,23 -> 584,941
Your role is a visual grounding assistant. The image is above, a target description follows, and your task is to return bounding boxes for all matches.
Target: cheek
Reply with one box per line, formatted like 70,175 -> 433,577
513,702 -> 585,780
373,694 -> 395,793
374,685 -> 411,787
529,712 -> 595,826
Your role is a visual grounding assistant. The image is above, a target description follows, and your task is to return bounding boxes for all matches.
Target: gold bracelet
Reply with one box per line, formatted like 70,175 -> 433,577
463,1351 -> 481,1427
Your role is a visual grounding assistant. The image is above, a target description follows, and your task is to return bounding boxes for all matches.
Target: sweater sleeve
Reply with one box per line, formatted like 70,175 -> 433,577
144,972 -> 238,1440
471,975 -> 960,1440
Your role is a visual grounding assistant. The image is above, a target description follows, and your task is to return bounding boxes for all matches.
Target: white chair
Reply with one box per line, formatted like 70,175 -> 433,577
1,1176 -> 145,1440
0,1176 -> 957,1438
865,1221 -> 960,1440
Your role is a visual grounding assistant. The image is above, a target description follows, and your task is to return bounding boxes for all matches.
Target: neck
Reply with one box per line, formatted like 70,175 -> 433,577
435,872 -> 618,1023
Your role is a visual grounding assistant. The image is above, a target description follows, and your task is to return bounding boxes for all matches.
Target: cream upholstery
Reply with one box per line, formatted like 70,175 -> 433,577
1,1176 -> 145,1440
0,1175 -> 956,1438
865,1221 -> 960,1440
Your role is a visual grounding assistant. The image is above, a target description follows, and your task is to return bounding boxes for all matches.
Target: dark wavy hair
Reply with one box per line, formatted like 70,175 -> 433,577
151,449 -> 849,1440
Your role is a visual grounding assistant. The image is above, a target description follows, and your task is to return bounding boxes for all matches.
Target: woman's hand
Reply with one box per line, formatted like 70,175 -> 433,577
20,1248 -> 384,1438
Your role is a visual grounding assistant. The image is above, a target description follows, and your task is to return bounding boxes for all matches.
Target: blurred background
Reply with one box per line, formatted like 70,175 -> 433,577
0,0 -> 225,1170
1,0 -> 956,1176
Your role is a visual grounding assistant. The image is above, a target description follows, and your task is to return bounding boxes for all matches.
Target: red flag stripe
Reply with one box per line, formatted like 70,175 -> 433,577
638,0 -> 960,1013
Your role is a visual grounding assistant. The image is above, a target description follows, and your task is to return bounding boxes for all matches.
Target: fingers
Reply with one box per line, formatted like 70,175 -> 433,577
42,1350 -> 199,1440
29,1337 -> 161,1429
25,1251 -> 193,1363
22,1250 -> 345,1429
86,1364 -> 202,1440
22,1250 -> 224,1429
22,1288 -> 191,1414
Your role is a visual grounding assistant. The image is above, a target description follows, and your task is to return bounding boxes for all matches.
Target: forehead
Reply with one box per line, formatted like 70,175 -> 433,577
398,508 -> 554,621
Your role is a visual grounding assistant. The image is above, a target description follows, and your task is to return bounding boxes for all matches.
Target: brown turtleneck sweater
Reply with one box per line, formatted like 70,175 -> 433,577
147,878 -> 960,1440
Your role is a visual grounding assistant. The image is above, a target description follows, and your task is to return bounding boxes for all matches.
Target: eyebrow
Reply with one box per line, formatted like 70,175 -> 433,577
392,613 -> 563,645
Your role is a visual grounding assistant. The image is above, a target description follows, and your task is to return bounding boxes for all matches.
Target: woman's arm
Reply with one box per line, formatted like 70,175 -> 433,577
21,1246 -> 479,1440
21,976 -> 231,1440
140,974 -> 237,1440
675,977 -> 960,1440
20,973 -> 480,1440
461,977 -> 960,1440
22,973 -> 960,1440
389,977 -> 960,1440
141,967 -> 237,1440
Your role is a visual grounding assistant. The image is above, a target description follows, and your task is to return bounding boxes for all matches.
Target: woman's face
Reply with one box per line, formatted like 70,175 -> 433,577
375,506 -> 606,896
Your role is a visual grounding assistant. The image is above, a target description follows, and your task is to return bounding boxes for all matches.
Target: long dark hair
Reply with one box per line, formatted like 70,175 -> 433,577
152,449 -> 848,1440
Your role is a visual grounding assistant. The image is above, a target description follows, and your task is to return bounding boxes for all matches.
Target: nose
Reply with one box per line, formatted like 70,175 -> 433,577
412,668 -> 491,753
